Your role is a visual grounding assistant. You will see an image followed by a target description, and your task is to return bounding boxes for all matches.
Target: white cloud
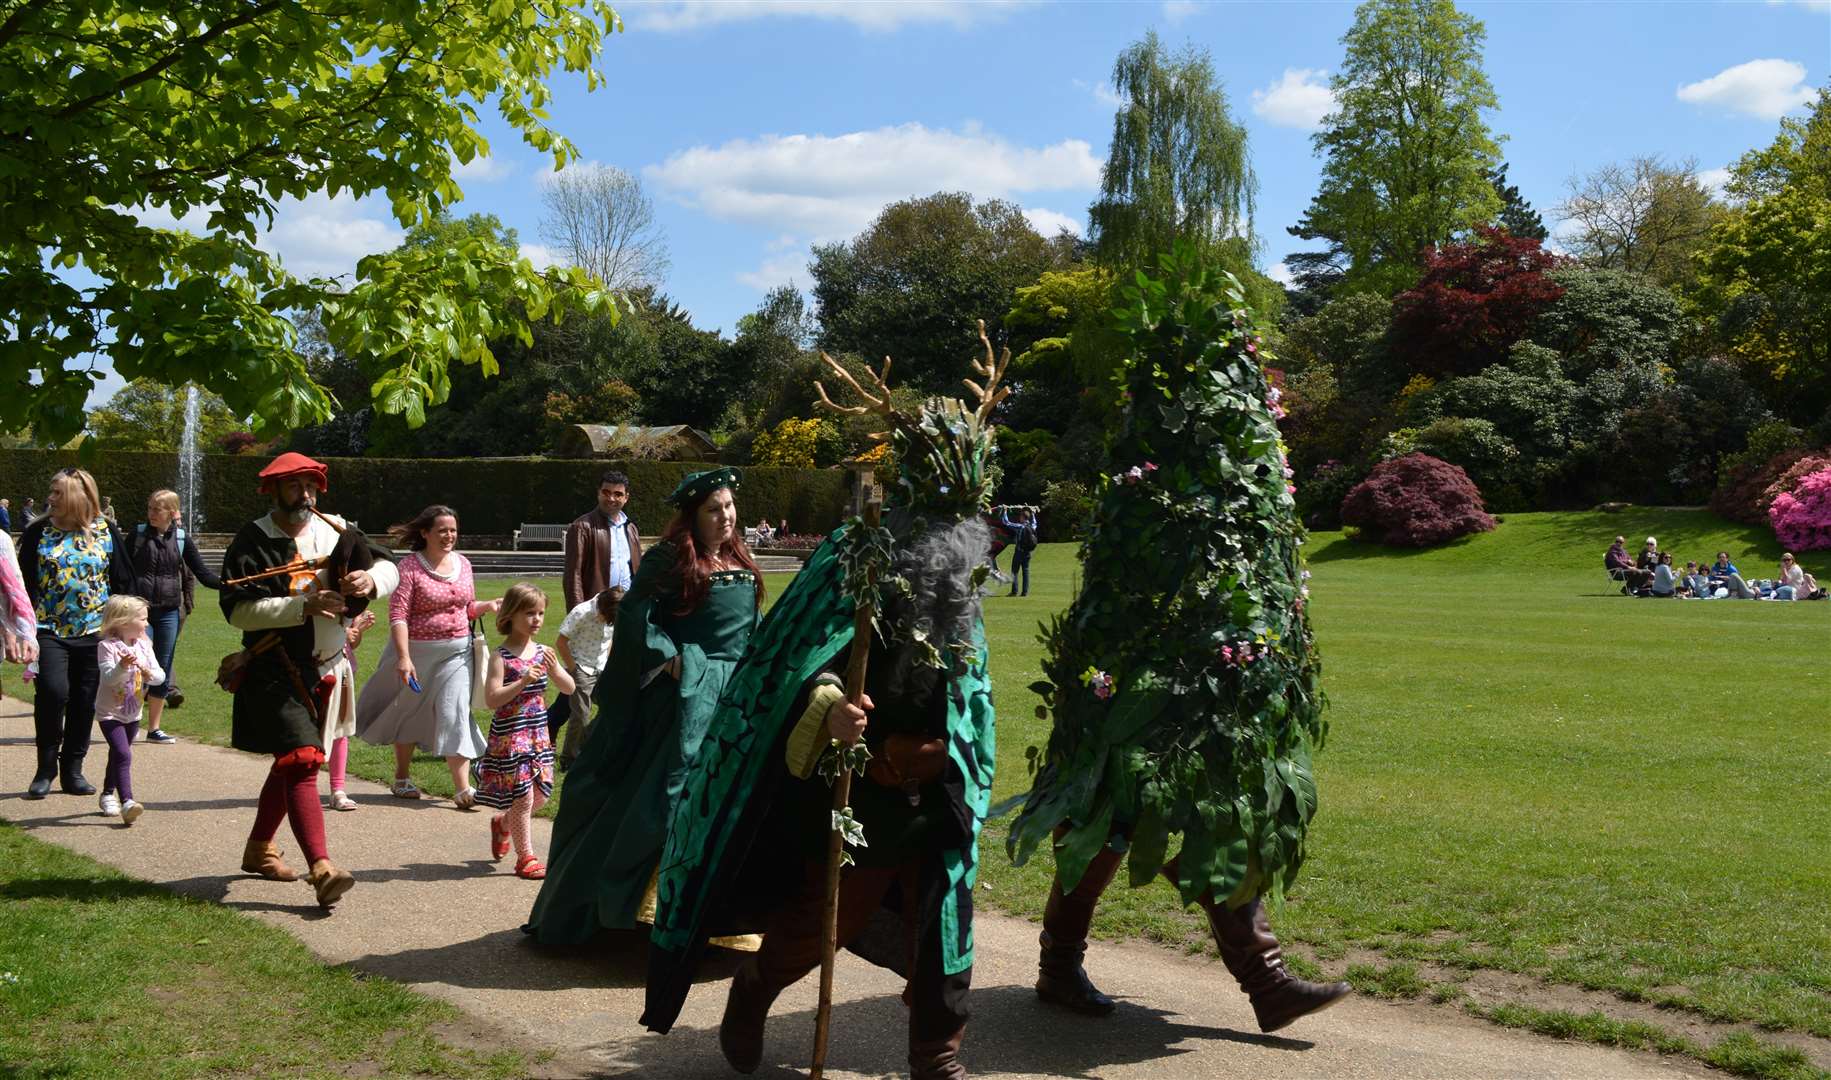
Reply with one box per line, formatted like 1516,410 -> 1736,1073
132,192 -> 401,280
1767,0 -> 1831,12
627,0 -> 1036,32
1251,68 -> 1336,130
1161,0 -> 1201,21
737,252 -> 810,292
260,192 -> 404,280
451,152 -> 513,183
646,123 -> 1101,242
1073,77 -> 1127,109
1268,262 -> 1294,286
1676,59 -> 1818,119
1697,167 -> 1732,197
1022,207 -> 1082,237
519,243 -> 561,270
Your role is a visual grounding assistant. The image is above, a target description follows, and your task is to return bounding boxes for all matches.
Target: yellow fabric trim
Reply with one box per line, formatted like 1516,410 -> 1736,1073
785,677 -> 846,780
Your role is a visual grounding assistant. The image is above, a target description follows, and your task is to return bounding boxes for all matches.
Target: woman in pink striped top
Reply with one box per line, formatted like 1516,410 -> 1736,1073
354,505 -> 500,808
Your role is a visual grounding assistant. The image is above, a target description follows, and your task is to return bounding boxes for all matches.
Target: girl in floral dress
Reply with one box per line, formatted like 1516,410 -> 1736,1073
479,583 -> 573,879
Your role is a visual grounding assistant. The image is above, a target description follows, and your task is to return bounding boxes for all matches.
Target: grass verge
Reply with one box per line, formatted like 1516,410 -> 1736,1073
0,819 -> 534,1078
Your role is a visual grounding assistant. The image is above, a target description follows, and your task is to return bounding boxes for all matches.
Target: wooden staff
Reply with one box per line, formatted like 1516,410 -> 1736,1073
810,500 -> 882,1080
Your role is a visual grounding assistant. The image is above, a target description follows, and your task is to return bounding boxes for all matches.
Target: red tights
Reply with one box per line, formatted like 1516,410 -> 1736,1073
250,747 -> 329,866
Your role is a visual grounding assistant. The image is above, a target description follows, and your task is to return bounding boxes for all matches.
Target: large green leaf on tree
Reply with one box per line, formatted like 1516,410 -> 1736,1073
0,0 -> 623,443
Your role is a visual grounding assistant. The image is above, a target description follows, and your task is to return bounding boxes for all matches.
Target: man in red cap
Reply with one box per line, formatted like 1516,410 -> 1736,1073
219,452 -> 398,908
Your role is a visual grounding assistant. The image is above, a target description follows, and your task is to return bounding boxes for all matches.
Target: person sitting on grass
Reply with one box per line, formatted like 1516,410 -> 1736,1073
1772,553 -> 1805,601
1605,536 -> 1652,593
1680,561 -> 1712,599
1707,552 -> 1753,599
1649,552 -> 1678,597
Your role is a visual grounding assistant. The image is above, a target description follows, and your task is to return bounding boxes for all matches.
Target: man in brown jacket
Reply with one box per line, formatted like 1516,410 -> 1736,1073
563,471 -> 643,612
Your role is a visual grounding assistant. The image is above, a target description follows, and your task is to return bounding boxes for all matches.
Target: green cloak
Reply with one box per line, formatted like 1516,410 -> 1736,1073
641,527 -> 997,1034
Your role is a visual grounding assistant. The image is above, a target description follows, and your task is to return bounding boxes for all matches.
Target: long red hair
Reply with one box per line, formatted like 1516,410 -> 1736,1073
662,488 -> 764,615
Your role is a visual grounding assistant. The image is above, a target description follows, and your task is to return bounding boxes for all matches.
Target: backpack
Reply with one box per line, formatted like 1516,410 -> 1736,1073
136,522 -> 186,547
1016,524 -> 1038,552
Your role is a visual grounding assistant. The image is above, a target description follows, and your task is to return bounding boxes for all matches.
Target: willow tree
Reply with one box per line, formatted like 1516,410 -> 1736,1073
1088,33 -> 1266,303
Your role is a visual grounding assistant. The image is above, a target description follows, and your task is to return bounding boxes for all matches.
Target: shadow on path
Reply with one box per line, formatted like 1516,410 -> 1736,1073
343,928 -> 750,994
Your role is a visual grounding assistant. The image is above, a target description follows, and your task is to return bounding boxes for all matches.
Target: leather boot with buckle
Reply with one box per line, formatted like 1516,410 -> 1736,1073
719,959 -> 782,1075
909,1026 -> 967,1080
306,859 -> 355,909
1035,843 -> 1125,1015
241,838 -> 299,881
1203,896 -> 1350,1032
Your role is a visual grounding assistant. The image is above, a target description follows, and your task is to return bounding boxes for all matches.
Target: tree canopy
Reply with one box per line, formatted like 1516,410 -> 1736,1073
1288,0 -> 1503,295
0,0 -> 623,444
1554,155 -> 1722,290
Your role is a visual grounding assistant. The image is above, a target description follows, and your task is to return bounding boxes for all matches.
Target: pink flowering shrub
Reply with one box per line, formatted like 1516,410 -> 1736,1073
1768,467 -> 1831,552
1340,453 -> 1496,547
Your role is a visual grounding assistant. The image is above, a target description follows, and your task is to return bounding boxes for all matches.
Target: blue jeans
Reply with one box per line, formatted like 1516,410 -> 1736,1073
147,605 -> 181,699
1008,550 -> 1031,595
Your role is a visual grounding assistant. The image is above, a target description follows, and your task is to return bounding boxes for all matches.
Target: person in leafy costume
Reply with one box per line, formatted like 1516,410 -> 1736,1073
1006,247 -> 1350,1033
642,335 -> 1008,1080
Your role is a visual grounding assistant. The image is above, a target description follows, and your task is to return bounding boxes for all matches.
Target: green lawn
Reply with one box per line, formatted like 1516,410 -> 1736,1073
10,510 -> 1830,1071
0,821 -> 535,1078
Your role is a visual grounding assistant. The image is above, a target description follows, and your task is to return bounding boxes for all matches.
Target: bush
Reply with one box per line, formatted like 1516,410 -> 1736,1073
1710,445 -> 1831,524
1297,459 -> 1365,530
1409,417 -> 1525,511
1039,479 -> 1094,541
1341,453 -> 1496,547
1768,467 -> 1831,551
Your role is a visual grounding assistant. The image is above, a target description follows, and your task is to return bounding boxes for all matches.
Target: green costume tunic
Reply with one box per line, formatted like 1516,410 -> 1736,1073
641,530 -> 997,1033
525,539 -> 760,944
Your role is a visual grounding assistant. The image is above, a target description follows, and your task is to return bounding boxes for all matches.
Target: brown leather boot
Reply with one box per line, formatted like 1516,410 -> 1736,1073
306,859 -> 355,908
1202,896 -> 1349,1032
241,838 -> 299,881
718,959 -> 781,1075
909,1026 -> 967,1080
1035,844 -> 1125,1015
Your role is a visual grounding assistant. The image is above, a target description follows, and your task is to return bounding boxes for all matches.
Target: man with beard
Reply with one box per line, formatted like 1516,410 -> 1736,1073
219,453 -> 397,908
642,340 -> 1007,1080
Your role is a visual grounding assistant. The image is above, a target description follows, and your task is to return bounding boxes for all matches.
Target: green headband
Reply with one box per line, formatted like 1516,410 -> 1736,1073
668,467 -> 741,508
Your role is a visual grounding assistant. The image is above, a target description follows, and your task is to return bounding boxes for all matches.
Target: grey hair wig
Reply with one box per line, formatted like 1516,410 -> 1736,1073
880,512 -> 993,697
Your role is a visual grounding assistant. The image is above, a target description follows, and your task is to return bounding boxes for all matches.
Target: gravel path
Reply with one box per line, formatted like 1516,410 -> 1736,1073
0,698 -> 1709,1079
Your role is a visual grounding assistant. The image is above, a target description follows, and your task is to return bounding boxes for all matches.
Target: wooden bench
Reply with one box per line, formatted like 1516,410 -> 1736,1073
511,523 -> 567,550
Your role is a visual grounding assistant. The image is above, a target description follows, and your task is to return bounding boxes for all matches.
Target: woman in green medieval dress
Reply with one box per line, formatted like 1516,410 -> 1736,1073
526,468 -> 763,944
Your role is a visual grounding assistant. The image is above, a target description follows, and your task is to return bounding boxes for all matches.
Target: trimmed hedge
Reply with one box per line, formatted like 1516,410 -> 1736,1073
0,450 -> 855,538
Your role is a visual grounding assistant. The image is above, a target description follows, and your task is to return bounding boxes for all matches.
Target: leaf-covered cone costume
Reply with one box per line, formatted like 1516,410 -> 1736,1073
644,338 -> 1007,1080
1006,250 -> 1349,1032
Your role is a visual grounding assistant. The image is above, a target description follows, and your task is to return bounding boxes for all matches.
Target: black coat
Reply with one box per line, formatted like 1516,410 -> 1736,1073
16,516 -> 133,638
124,522 -> 221,610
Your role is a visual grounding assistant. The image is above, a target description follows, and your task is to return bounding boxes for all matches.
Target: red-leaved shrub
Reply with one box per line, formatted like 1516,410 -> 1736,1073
1710,446 -> 1831,524
1341,453 -> 1497,547
1768,467 -> 1831,552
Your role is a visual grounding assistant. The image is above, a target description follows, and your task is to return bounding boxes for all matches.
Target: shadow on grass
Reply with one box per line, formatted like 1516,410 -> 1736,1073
0,874 -> 186,904
1305,532 -> 1483,564
592,984 -> 1305,1079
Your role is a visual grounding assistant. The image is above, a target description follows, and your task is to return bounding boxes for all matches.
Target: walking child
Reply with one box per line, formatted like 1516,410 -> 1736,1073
325,609 -> 376,811
479,583 -> 571,880
95,596 -> 164,825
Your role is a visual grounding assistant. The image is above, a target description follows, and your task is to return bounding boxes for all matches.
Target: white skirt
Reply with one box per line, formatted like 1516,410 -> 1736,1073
353,635 -> 488,758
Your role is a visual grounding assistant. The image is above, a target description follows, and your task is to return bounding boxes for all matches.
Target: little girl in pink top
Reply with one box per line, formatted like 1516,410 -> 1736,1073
95,595 -> 163,825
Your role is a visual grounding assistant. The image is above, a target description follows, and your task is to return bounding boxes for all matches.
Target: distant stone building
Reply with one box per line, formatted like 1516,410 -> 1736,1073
557,424 -> 720,462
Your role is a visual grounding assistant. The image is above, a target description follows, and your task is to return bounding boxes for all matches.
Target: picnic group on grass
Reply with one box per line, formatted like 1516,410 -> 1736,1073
0,340 -> 1352,1078
1604,535 -> 1823,600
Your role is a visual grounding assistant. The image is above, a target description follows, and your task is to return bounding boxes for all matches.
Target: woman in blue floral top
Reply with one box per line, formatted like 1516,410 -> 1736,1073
18,468 -> 132,799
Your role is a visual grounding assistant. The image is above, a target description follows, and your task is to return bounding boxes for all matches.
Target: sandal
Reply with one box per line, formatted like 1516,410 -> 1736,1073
490,814 -> 510,861
453,787 -> 478,811
514,854 -> 546,880
390,778 -> 421,799
329,790 -> 358,812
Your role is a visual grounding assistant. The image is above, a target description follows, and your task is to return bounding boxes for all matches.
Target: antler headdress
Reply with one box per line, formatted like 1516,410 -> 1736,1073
815,320 -> 1009,519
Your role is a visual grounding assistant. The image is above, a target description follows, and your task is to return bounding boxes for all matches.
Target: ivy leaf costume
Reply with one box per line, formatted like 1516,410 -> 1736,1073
1006,246 -> 1349,1032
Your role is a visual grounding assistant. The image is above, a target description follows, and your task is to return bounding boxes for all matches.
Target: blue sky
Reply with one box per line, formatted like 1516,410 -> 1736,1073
100,0 -> 1829,404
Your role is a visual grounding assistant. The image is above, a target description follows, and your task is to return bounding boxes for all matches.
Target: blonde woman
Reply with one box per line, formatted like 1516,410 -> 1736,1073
124,489 -> 221,743
18,468 -> 131,799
